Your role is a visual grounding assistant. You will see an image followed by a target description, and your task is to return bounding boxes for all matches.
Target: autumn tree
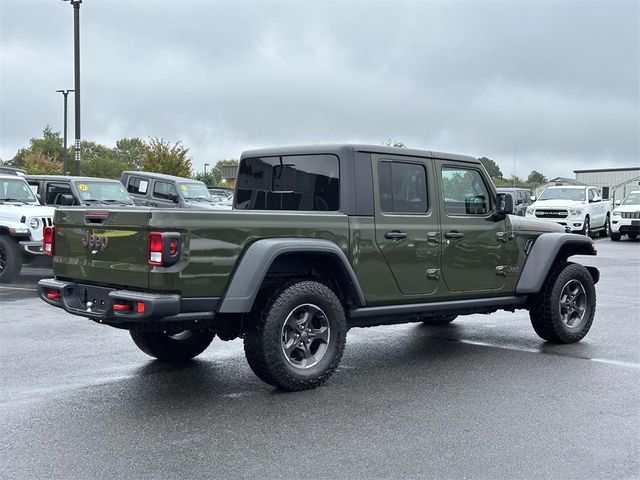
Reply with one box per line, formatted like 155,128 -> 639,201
11,126 -> 66,169
141,138 -> 192,177
21,151 -> 63,175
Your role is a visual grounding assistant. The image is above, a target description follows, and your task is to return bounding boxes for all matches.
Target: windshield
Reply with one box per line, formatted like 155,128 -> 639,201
178,182 -> 211,200
622,192 -> 640,206
0,178 -> 38,203
538,188 -> 586,202
74,181 -> 133,204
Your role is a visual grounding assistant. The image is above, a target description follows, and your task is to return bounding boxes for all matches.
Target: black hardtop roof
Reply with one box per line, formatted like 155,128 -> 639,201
121,171 -> 203,183
240,144 -> 479,164
25,175 -> 123,182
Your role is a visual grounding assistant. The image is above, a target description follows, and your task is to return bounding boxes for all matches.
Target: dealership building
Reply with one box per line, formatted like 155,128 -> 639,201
573,167 -> 640,201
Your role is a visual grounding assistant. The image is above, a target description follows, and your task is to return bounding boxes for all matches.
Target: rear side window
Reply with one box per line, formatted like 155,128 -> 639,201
235,155 -> 339,211
378,161 -> 428,214
127,177 -> 149,195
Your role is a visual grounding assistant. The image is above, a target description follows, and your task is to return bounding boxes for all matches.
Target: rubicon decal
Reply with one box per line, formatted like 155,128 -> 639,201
81,231 -> 109,251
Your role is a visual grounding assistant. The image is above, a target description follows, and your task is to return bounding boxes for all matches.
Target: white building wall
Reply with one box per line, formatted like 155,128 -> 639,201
574,168 -> 640,201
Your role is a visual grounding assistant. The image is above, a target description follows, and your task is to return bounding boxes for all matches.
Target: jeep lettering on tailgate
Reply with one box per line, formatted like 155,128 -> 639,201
81,231 -> 109,251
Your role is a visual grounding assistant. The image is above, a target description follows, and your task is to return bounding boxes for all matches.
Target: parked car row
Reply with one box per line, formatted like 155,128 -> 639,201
0,169 -> 233,283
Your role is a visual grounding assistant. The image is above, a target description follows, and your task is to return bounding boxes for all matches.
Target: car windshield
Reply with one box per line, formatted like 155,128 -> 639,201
0,178 -> 38,203
538,188 -> 586,201
179,182 -> 211,200
74,181 -> 133,204
622,192 -> 640,205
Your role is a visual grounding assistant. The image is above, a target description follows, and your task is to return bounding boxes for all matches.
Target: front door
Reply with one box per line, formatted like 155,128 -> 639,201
373,154 -> 441,296
437,162 -> 508,293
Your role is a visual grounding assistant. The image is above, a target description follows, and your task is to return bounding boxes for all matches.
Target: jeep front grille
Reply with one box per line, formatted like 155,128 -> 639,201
621,212 -> 640,219
535,209 -> 568,219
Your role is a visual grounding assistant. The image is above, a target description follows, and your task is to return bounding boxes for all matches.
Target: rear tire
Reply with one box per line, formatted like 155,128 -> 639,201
130,329 -> 215,362
529,262 -> 596,344
244,280 -> 347,391
610,232 -> 621,241
581,216 -> 591,236
422,315 -> 457,326
0,235 -> 22,284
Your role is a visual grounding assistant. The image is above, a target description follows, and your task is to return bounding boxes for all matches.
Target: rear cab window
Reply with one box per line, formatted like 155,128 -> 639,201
235,154 -> 340,211
127,177 -> 150,196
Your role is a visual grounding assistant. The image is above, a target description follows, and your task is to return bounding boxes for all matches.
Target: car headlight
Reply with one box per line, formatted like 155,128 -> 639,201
569,208 -> 583,215
612,210 -> 620,217
29,218 -> 40,229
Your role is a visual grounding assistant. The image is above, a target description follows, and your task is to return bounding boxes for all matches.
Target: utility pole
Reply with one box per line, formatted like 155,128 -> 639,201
63,0 -> 82,175
204,163 -> 210,176
55,89 -> 74,175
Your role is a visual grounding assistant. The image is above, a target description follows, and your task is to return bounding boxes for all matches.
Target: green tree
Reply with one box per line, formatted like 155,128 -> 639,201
192,172 -> 218,187
78,141 -> 128,179
141,138 -> 192,177
478,157 -> 503,179
114,137 -> 145,170
22,151 -> 63,175
527,170 -> 547,185
11,126 -> 66,168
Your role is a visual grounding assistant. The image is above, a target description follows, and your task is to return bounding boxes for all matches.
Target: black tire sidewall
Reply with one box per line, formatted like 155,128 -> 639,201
547,264 -> 596,343
0,235 -> 22,283
252,281 -> 347,388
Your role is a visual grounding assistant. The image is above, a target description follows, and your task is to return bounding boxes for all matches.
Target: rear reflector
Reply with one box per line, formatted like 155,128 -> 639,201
113,303 -> 132,311
136,302 -> 145,314
46,290 -> 61,300
43,226 -> 55,256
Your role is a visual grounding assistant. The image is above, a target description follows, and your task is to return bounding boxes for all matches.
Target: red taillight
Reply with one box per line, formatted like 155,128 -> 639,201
43,226 -> 55,256
46,289 -> 61,300
148,232 -> 164,266
113,303 -> 132,311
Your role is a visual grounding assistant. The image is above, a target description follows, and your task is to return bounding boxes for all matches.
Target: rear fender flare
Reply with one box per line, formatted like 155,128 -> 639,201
516,232 -> 598,294
218,238 -> 366,313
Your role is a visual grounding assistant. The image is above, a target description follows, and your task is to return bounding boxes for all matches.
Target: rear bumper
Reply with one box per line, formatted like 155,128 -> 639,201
38,278 -> 219,327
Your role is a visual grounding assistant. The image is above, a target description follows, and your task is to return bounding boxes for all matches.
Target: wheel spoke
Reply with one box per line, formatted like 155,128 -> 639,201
309,326 -> 329,343
280,303 -> 331,369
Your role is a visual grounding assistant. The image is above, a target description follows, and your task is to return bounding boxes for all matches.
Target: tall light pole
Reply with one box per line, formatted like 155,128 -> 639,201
55,89 -> 74,175
63,0 -> 82,175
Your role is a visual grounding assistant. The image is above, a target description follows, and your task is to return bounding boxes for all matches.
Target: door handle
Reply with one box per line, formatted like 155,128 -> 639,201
148,202 -> 158,207
444,231 -> 464,240
384,230 -> 408,240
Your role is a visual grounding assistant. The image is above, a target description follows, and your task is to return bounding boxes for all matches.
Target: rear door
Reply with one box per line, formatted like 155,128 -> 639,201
125,176 -> 151,206
437,162 -> 507,292
373,154 -> 441,296
53,208 -> 151,289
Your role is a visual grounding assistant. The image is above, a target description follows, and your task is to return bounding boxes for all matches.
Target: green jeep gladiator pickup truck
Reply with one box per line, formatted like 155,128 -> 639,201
39,145 -> 599,390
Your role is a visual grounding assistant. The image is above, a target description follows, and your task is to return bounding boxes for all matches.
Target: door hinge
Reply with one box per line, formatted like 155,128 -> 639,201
426,268 -> 440,280
496,231 -> 514,243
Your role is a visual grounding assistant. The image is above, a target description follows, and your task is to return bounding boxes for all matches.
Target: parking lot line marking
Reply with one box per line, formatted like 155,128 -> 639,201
590,358 -> 640,369
0,285 -> 37,292
459,339 -> 640,369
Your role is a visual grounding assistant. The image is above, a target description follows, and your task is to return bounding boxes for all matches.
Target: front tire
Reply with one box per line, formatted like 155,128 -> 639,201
610,232 -> 621,241
581,216 -> 591,236
529,262 -> 596,343
599,214 -> 610,237
423,315 -> 457,326
130,329 -> 215,362
0,235 -> 22,284
629,233 -> 638,240
244,281 -> 347,391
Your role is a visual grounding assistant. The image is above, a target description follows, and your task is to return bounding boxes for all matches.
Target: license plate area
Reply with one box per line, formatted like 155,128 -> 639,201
632,220 -> 640,226
71,285 -> 112,314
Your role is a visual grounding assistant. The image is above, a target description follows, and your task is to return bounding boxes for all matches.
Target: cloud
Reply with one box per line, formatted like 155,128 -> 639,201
1,0 -> 638,179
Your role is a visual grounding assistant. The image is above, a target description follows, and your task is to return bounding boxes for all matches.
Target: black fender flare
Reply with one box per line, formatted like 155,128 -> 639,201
516,232 -> 598,294
218,238 -> 366,313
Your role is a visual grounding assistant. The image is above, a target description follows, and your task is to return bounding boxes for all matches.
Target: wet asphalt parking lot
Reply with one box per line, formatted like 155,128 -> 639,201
1,237 -> 638,479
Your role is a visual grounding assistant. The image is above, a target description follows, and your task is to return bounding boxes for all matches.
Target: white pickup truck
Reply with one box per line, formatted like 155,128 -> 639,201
0,174 -> 55,283
525,185 -> 611,237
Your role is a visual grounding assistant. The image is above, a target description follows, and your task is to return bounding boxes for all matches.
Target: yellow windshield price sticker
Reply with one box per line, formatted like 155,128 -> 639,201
180,185 -> 188,191
79,184 -> 89,191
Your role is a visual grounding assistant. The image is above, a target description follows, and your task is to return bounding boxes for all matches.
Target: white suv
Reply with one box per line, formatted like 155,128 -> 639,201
0,174 -> 55,283
610,190 -> 640,241
525,185 -> 611,236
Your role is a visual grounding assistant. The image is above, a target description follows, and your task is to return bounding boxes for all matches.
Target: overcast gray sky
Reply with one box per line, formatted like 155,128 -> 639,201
1,0 -> 638,179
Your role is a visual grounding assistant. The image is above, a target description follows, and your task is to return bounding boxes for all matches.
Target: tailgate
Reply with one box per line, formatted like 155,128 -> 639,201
53,208 -> 151,289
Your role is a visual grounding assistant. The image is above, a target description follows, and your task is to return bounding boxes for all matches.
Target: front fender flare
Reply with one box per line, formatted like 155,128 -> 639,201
218,238 -> 366,313
516,232 -> 598,294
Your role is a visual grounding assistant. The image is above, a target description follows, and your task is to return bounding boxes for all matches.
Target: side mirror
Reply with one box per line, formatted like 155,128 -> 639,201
590,195 -> 601,203
615,200 -> 621,206
496,193 -> 513,216
530,195 -> 536,202
168,193 -> 180,204
36,193 -> 43,204
60,194 -> 75,206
